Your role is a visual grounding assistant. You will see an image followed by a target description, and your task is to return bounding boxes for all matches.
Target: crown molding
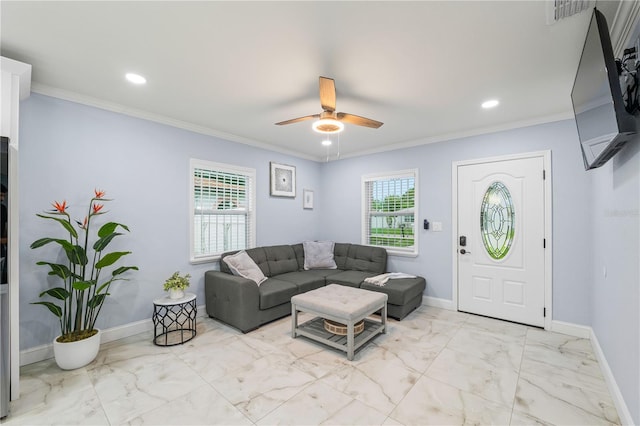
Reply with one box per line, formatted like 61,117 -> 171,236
335,110 -> 574,161
0,56 -> 31,100
30,83 -> 575,164
30,83 -> 319,162
610,0 -> 640,57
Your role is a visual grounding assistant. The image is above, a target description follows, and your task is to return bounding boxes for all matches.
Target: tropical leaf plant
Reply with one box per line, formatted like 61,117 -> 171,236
31,190 -> 138,342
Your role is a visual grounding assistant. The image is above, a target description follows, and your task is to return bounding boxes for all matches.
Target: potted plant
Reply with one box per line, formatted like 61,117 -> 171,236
163,271 -> 191,299
31,189 -> 138,370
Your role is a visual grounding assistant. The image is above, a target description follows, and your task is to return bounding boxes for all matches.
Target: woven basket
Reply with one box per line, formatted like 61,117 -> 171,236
324,319 -> 365,336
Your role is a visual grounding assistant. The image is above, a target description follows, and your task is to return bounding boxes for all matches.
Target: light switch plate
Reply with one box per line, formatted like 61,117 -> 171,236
432,221 -> 443,232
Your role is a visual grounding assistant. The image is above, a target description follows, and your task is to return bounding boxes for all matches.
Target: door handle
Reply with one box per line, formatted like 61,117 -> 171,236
460,249 -> 471,254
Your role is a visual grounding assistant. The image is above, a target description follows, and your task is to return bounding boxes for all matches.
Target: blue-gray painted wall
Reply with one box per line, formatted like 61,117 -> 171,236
18,93 -> 639,423
18,94 -> 322,350
320,120 -> 593,324
589,138 -> 639,423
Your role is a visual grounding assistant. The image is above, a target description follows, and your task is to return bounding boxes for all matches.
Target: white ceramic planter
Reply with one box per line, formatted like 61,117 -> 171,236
168,289 -> 184,299
53,329 -> 101,370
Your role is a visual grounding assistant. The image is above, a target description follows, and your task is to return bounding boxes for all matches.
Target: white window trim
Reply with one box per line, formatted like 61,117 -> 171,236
361,168 -> 419,257
189,158 -> 256,264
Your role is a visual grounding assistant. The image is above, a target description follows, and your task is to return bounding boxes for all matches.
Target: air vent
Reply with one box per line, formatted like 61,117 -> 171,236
547,0 -> 592,24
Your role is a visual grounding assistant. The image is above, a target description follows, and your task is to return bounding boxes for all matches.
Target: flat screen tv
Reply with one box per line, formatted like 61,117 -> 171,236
571,8 -> 636,170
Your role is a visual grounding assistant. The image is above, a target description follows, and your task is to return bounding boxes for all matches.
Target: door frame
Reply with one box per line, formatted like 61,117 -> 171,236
451,150 -> 553,330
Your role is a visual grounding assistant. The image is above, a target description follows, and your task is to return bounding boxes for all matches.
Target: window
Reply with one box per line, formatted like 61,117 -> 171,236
362,169 -> 418,256
480,181 -> 515,260
190,159 -> 256,263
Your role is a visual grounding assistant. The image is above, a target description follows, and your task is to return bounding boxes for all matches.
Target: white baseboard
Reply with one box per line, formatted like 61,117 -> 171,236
20,343 -> 53,367
422,295 -> 455,310
549,319 -> 591,338
549,321 -> 633,425
589,329 -> 634,426
21,304 -> 207,366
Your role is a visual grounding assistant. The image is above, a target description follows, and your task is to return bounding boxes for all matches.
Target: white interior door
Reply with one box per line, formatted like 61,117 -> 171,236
457,155 -> 546,327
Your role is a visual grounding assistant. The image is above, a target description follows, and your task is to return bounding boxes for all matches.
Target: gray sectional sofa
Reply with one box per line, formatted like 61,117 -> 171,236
204,242 -> 426,333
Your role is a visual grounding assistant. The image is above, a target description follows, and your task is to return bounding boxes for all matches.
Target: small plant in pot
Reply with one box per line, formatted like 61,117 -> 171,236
163,271 -> 191,299
31,189 -> 138,370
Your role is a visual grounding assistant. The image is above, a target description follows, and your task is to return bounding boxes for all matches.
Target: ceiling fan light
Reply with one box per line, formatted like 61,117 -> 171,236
312,118 -> 344,134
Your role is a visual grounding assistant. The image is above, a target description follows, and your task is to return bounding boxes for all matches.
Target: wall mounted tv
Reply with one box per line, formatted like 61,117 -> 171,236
571,8 -> 636,170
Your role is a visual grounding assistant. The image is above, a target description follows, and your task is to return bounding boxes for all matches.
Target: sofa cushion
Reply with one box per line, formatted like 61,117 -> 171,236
220,247 -> 270,277
276,271 -> 326,293
258,278 -> 299,310
301,269 -> 344,280
294,242 -> 350,270
360,277 -> 426,306
223,251 -> 268,285
219,251 -> 236,274
303,241 -> 337,270
263,245 -> 299,276
327,270 -> 377,288
333,243 -> 350,270
344,245 -> 387,274
247,247 -> 271,276
292,243 -> 305,270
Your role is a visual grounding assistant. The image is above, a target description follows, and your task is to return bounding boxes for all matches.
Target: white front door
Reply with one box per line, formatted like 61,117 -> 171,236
456,154 -> 546,327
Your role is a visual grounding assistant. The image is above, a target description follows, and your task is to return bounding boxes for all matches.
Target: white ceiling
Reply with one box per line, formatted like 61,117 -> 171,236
0,1 -> 624,161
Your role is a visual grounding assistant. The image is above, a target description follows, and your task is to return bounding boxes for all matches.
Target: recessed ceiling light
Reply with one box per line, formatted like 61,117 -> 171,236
125,73 -> 146,85
321,139 -> 332,146
481,99 -> 499,109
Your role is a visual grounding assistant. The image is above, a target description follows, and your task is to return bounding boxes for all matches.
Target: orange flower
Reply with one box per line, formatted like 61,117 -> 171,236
52,200 -> 67,213
92,203 -> 104,214
94,189 -> 105,199
75,216 -> 88,229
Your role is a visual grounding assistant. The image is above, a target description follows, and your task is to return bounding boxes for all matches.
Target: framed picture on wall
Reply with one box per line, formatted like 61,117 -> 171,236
303,189 -> 314,209
270,162 -> 296,197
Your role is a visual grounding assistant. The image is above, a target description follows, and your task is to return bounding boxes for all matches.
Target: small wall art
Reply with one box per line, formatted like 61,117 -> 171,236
303,189 -> 314,209
270,162 -> 296,197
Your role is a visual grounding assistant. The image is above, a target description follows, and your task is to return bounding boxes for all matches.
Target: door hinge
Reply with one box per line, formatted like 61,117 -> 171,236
543,238 -> 546,248
543,169 -> 546,180
543,307 -> 546,317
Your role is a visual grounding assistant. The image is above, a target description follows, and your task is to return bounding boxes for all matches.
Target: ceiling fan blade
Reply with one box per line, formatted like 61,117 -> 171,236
337,112 -> 383,129
319,76 -> 336,112
275,114 -> 319,126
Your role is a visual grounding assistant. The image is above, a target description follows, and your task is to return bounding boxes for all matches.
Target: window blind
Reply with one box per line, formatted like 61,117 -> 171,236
362,169 -> 418,256
190,160 -> 256,262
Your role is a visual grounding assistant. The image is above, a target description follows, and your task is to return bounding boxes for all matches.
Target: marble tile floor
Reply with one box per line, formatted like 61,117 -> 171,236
2,306 -> 620,425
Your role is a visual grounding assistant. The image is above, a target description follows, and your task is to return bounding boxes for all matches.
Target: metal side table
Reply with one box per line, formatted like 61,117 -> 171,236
152,292 -> 197,346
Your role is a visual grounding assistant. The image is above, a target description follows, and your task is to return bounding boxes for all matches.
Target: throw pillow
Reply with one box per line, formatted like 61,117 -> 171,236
223,251 -> 267,285
303,241 -> 337,270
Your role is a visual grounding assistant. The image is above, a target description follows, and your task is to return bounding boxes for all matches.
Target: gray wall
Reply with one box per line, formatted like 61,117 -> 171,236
589,138 -> 639,423
320,120 -> 593,324
18,94 -> 322,350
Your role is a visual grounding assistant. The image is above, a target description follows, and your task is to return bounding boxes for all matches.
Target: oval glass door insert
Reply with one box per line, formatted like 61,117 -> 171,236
480,182 -> 515,260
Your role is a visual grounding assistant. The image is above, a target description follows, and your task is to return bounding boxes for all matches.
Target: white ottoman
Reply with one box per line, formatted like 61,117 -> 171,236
291,284 -> 387,360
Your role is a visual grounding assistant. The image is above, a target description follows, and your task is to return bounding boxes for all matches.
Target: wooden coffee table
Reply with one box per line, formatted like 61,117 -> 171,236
291,284 -> 387,360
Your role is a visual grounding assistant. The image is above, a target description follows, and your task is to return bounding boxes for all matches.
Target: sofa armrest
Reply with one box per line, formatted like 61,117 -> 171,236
204,271 -> 261,333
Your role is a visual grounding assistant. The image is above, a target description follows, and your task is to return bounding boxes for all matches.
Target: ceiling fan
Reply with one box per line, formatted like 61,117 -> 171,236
275,76 -> 383,134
